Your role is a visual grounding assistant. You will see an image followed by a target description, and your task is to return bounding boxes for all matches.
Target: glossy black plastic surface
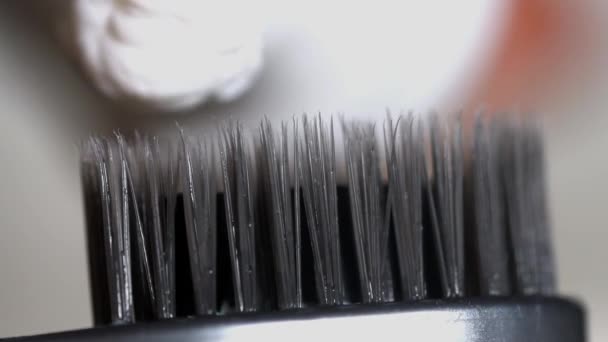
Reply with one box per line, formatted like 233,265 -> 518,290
5,296 -> 584,342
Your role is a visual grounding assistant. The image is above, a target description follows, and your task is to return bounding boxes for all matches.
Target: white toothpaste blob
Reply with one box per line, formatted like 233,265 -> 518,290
72,0 -> 264,110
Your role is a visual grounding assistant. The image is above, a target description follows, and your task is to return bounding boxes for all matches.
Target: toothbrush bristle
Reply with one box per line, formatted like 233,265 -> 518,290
81,114 -> 555,324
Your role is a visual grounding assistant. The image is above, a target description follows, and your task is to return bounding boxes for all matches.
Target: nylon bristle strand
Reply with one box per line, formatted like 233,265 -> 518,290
116,135 -> 135,320
126,134 -> 150,299
527,127 -> 555,294
384,114 -> 426,300
138,138 -> 162,314
117,134 -> 154,321
293,118 -> 303,308
426,114 -> 465,298
259,119 -> 302,309
81,114 -> 558,323
108,135 -> 136,323
343,121 -> 390,303
81,140 -> 103,322
499,121 -> 555,295
471,117 -> 511,296
179,130 -> 218,314
82,136 -> 136,324
82,138 -> 117,322
220,122 -> 259,312
157,137 -> 178,317
299,115 -> 345,305
116,133 -> 180,320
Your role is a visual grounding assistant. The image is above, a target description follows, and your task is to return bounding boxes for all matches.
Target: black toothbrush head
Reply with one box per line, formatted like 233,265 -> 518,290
11,113 -> 581,341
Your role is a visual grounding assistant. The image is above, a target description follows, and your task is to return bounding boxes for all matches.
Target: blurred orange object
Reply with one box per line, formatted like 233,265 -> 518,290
468,0 -> 596,114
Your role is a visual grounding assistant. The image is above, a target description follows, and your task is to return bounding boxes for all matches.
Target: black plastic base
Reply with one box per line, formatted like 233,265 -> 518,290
5,296 -> 585,342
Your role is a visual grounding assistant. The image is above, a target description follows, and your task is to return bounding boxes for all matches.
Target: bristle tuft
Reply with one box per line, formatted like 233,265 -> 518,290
81,113 -> 556,324
343,121 -> 391,303
384,114 -> 426,300
471,116 -> 511,296
426,114 -> 465,298
299,115 -> 345,305
259,118 -> 302,309
220,122 -> 259,312
179,129 -> 217,315
500,120 -> 555,295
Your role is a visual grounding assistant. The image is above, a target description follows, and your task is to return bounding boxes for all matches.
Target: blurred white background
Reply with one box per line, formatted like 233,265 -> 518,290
0,0 -> 606,340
